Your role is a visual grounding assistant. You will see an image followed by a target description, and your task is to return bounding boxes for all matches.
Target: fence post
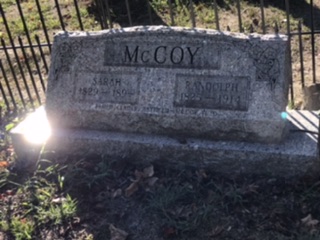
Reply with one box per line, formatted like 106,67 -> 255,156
298,20 -> 305,88
285,0 -> 294,106
0,59 -> 17,111
16,0 -> 46,92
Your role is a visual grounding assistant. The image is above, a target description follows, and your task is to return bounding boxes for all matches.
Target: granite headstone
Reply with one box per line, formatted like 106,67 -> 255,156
46,26 -> 290,143
11,26 -> 318,179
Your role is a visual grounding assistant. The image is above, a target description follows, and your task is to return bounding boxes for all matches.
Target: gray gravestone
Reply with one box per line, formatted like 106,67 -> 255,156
46,26 -> 290,143
11,26 -> 318,178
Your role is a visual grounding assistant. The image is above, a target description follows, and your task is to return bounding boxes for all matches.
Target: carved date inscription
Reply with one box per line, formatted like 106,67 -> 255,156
174,74 -> 250,111
74,71 -> 140,104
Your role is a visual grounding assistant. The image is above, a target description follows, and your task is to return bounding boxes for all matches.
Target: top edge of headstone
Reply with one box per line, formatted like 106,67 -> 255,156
53,25 -> 288,41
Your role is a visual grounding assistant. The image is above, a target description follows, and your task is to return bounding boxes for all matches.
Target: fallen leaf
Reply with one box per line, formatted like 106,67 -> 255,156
143,165 -> 154,178
112,189 -> 122,198
0,161 -> 8,168
109,224 -> 128,240
147,177 -> 158,187
301,214 -> 319,227
72,217 -> 81,225
125,181 -> 139,197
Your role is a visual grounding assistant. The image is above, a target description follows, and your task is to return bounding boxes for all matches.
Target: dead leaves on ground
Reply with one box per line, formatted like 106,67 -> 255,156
95,165 -> 158,199
0,146 -> 15,169
0,161 -> 9,168
300,214 -> 320,235
125,165 -> 158,197
124,181 -> 139,197
301,214 -> 319,227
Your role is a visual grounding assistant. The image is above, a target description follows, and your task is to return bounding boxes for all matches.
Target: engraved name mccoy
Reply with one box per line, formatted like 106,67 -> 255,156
123,45 -> 200,65
104,43 -> 220,69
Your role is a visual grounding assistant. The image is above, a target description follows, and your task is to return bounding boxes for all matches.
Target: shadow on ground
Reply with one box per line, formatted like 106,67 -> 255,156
210,0 -> 320,30
87,0 -> 167,28
87,0 -> 320,31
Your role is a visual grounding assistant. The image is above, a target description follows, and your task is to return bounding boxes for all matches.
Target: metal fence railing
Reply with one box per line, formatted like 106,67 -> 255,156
0,0 -> 319,116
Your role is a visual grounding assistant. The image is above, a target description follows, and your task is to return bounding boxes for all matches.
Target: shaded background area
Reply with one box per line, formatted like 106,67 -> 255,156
87,0 -> 167,28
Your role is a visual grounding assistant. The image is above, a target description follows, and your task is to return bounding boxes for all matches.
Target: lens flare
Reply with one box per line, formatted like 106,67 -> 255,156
281,112 -> 288,120
24,108 -> 51,144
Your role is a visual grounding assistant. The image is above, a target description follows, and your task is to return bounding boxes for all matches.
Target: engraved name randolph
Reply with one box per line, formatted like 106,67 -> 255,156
73,72 -> 140,104
174,75 -> 250,111
104,41 -> 221,69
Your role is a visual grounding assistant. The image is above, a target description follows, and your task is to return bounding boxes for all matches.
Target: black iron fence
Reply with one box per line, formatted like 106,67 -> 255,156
0,0 -> 319,115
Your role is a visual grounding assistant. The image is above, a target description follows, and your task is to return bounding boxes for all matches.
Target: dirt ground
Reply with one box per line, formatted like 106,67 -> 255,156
1,152 -> 320,240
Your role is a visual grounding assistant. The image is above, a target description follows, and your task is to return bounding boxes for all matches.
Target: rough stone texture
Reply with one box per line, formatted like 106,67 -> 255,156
10,109 -> 319,178
46,26 -> 290,144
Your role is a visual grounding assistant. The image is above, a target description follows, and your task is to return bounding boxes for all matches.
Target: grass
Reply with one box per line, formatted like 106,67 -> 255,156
0,158 -> 79,239
2,147 -> 320,239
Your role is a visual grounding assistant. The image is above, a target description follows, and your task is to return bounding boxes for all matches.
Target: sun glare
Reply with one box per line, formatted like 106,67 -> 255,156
24,108 -> 52,145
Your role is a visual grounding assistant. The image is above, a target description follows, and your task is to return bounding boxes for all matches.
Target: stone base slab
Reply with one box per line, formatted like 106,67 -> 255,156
10,108 -> 320,178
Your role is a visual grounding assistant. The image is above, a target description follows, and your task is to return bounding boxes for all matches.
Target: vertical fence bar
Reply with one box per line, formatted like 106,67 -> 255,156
236,0 -> 243,32
0,3 -> 33,109
18,37 -> 41,105
35,35 -> 49,74
35,0 -> 52,52
73,0 -> 84,30
54,0 -> 65,31
98,0 -> 108,29
285,0 -> 294,105
125,0 -> 132,26
190,0 -> 196,28
259,0 -> 266,34
213,0 -> 220,31
298,20 -> 305,88
285,0 -> 291,35
310,0 -> 316,84
94,0 -> 105,29
0,60 -> 17,111
0,76 -> 10,112
16,0 -> 46,92
1,39 -> 26,109
249,24 -> 254,33
274,21 -> 279,34
146,0 -> 153,25
105,0 -> 113,29
168,0 -> 175,26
